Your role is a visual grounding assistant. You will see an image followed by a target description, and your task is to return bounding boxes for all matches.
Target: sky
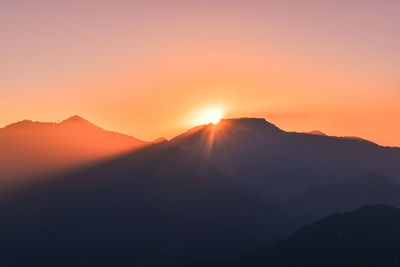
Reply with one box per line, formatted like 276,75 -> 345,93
1,0 -> 399,146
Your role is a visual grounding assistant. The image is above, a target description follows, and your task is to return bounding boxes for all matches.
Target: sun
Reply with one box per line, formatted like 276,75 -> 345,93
196,108 -> 223,125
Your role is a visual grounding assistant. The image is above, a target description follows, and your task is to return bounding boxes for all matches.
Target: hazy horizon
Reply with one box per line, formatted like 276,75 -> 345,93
2,114 -> 398,148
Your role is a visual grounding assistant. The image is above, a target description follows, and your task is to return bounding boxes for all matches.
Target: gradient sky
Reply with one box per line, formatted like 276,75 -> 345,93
1,0 -> 399,145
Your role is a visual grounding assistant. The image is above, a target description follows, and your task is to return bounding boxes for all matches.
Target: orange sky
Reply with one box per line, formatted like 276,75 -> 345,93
1,1 -> 399,146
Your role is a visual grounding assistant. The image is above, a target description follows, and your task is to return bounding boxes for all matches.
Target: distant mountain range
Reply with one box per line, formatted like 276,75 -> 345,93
0,115 -> 148,187
204,204 -> 400,267
1,115 -> 400,266
286,171 -> 400,225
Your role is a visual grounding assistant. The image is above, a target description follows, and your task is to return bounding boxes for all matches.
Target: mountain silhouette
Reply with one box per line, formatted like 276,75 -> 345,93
1,116 -> 400,266
0,142 -> 288,266
303,130 -> 365,140
207,204 -> 400,267
0,115 -> 149,187
152,137 -> 168,143
304,130 -> 327,136
286,171 -> 400,225
171,118 -> 400,199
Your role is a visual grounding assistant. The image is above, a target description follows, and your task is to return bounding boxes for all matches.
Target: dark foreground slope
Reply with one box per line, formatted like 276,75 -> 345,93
199,205 -> 400,267
0,142 -> 288,267
172,118 -> 400,199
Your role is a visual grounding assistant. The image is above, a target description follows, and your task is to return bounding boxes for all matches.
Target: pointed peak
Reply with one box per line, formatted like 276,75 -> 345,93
61,115 -> 92,125
59,115 -> 100,130
62,115 -> 88,123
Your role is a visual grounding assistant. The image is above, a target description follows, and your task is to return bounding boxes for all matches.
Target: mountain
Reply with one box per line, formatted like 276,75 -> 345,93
1,116 -> 399,266
303,130 -> 365,141
0,115 -> 149,187
208,205 -> 400,267
304,130 -> 327,136
0,142 -> 289,266
153,137 -> 168,143
171,118 -> 400,199
286,171 -> 400,224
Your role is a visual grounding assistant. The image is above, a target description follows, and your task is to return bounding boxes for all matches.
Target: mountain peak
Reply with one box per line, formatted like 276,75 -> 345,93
59,115 -> 99,129
2,116 -> 98,131
219,117 -> 281,131
61,115 -> 89,123
220,117 -> 266,124
171,117 -> 282,143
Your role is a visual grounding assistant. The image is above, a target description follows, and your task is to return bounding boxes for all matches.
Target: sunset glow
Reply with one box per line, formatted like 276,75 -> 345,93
1,2 -> 400,265
196,108 -> 223,125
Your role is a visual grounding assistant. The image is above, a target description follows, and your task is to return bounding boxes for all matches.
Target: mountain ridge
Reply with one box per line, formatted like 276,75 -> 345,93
286,171 -> 400,225
200,204 -> 400,267
0,115 -> 150,187
170,117 -> 400,199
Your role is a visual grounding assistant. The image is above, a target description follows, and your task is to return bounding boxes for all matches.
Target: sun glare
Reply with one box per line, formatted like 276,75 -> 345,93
196,108 -> 223,125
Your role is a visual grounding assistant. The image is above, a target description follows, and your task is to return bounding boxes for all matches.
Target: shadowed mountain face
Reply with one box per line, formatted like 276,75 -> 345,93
0,142 -> 289,267
0,115 -> 148,186
171,118 -> 400,199
210,205 -> 400,267
286,171 -> 400,225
